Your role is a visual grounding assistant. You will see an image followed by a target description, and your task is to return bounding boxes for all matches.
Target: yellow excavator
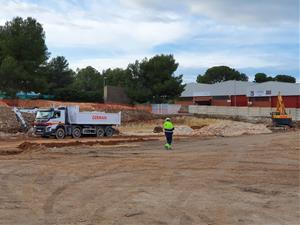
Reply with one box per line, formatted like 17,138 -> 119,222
271,92 -> 293,127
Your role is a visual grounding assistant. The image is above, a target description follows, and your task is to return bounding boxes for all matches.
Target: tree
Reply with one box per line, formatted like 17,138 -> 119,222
72,66 -> 104,102
0,56 -> 27,97
125,55 -> 185,103
274,75 -> 296,83
42,56 -> 74,95
254,73 -> 274,83
54,66 -> 104,102
102,68 -> 129,87
0,17 -> 49,96
126,60 -> 152,103
196,66 -> 248,84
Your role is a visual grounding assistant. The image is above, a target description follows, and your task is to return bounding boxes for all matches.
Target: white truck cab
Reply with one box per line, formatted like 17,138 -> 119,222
34,106 -> 121,139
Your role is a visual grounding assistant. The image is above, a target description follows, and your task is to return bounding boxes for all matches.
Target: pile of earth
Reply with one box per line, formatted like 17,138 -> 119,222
107,109 -> 156,122
0,106 -> 20,133
152,125 -> 194,135
174,126 -> 194,135
151,120 -> 272,137
0,106 -> 36,133
192,120 -> 272,137
21,112 -> 36,129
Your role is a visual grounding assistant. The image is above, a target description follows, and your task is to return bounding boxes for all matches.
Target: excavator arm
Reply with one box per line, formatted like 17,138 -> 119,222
271,92 -> 292,126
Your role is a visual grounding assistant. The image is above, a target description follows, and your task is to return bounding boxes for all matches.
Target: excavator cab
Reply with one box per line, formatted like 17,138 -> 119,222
271,92 -> 293,127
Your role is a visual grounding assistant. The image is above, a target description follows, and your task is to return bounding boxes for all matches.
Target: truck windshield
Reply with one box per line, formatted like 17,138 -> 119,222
36,111 -> 54,119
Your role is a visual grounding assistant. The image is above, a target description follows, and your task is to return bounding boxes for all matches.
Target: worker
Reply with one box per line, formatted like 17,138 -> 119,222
163,118 -> 174,150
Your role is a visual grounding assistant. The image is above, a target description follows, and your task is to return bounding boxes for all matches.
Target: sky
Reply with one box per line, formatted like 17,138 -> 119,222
0,0 -> 299,83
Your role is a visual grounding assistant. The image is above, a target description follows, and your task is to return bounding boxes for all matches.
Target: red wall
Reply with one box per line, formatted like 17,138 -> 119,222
176,100 -> 193,106
211,95 -> 247,107
249,97 -> 271,107
188,95 -> 300,108
249,96 -> 300,108
230,95 -> 248,106
212,99 -> 231,106
176,97 -> 193,106
271,96 -> 300,108
193,96 -> 212,105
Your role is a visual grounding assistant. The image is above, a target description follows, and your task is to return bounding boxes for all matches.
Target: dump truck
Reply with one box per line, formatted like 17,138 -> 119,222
33,106 -> 121,139
271,92 -> 293,127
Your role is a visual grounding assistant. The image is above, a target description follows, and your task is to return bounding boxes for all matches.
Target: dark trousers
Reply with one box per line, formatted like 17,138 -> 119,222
165,132 -> 173,145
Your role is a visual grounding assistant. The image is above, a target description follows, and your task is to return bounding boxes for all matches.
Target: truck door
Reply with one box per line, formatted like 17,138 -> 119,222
51,110 -> 65,124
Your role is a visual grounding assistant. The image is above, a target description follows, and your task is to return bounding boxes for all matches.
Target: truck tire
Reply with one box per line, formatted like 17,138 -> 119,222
96,127 -> 105,137
72,127 -> 81,138
55,128 -> 65,139
105,127 -> 114,137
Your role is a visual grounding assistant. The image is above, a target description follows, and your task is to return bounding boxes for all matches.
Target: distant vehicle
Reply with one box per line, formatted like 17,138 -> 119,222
33,106 -> 121,139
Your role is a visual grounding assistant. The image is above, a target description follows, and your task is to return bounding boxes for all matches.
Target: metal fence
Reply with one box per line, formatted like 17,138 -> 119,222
151,104 -> 181,114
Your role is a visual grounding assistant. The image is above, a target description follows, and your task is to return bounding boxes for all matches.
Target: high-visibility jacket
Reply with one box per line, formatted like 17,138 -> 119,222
164,121 -> 174,133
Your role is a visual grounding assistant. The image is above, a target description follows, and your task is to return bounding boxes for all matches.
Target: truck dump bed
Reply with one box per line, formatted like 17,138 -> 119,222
67,106 -> 121,125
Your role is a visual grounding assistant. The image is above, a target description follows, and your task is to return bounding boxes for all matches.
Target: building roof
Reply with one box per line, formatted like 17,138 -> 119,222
247,81 -> 300,97
181,83 -> 211,97
181,81 -> 254,97
210,81 -> 254,96
180,80 -> 300,97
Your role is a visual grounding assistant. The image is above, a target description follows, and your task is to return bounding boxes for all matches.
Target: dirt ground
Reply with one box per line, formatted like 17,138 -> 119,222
0,131 -> 299,225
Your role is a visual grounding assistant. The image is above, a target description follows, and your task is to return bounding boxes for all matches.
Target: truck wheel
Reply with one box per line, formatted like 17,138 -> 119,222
105,127 -> 114,137
55,128 -> 65,139
96,127 -> 105,137
72,127 -> 81,138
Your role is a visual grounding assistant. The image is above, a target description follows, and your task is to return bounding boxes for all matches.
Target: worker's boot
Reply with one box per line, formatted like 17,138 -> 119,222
164,143 -> 169,149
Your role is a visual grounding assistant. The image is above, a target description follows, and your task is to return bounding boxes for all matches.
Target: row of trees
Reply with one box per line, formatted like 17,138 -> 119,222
196,66 -> 296,84
0,17 -> 184,103
253,73 -> 296,83
44,55 -> 185,103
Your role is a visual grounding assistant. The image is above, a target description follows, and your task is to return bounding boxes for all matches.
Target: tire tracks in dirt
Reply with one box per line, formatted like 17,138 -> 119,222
42,162 -> 125,225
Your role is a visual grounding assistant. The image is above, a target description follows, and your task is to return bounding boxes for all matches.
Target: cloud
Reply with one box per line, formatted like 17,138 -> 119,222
123,0 -> 299,26
0,0 -> 190,52
0,0 -> 299,82
70,54 -> 150,72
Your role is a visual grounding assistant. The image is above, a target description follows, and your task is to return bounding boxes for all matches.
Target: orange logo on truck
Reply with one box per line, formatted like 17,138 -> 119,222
92,115 -> 107,120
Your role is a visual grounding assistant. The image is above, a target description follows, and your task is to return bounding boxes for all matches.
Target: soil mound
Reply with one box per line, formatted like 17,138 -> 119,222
0,106 -> 20,133
193,120 -> 272,137
106,109 -> 155,122
153,126 -> 163,133
174,126 -> 194,135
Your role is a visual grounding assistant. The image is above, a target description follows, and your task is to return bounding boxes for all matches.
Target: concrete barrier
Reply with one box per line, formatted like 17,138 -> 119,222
152,104 -> 181,114
189,105 -> 300,121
